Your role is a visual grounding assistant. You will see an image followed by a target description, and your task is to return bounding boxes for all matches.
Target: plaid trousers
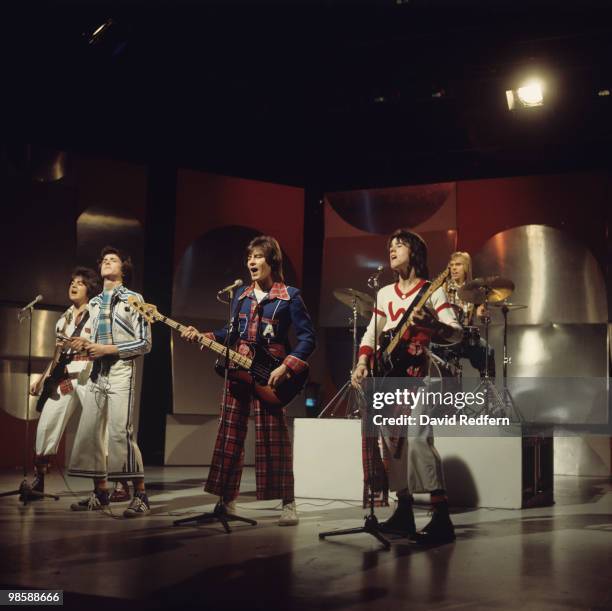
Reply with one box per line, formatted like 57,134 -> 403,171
205,380 -> 294,503
361,342 -> 428,507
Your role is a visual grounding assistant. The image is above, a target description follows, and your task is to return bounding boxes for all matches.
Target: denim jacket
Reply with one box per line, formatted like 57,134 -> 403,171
211,282 -> 315,374
88,285 -> 152,360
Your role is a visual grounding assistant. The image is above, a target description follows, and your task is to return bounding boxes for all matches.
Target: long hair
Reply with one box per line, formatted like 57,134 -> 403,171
246,235 -> 284,282
449,251 -> 473,283
97,245 -> 133,286
71,266 -> 102,299
387,228 -> 429,279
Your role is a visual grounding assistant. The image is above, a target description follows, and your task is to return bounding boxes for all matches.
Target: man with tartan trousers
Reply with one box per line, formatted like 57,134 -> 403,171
182,235 -> 316,526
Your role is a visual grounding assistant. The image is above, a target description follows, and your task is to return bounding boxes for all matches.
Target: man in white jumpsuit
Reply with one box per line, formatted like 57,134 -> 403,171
68,247 -> 152,518
26,268 -> 100,500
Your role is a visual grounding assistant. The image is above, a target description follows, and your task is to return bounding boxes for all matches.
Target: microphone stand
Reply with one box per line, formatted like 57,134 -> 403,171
0,302 -> 59,504
319,269 -> 391,549
174,287 -> 256,532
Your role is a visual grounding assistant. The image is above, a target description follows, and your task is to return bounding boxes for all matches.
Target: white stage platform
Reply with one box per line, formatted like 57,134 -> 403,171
294,419 -> 528,509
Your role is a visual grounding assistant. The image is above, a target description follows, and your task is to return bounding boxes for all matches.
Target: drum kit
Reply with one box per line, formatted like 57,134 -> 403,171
319,275 -> 527,421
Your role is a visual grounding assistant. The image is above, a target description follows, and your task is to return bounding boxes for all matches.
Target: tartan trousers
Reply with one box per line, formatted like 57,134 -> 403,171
205,380 -> 294,503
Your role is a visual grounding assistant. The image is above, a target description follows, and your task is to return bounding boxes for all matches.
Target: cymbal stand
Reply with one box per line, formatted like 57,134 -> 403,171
0,303 -> 59,504
467,286 -> 507,418
499,303 -> 523,423
318,296 -> 362,419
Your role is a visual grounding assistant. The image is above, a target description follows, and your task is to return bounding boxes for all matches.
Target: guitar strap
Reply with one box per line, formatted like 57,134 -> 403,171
227,290 -> 245,347
37,309 -> 91,413
396,281 -> 431,331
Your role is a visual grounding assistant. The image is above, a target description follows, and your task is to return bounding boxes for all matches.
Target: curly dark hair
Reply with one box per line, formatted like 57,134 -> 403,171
386,228 -> 429,279
246,235 -> 284,282
71,266 -> 102,299
97,246 -> 133,286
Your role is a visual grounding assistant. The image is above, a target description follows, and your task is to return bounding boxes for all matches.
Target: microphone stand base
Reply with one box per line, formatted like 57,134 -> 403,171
319,513 -> 391,550
173,501 -> 257,533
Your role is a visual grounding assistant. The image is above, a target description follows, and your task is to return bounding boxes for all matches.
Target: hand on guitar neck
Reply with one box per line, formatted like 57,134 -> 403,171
180,325 -> 290,388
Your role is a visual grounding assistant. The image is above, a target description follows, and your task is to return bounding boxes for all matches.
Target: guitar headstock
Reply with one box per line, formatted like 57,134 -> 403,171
127,295 -> 161,324
433,266 -> 450,288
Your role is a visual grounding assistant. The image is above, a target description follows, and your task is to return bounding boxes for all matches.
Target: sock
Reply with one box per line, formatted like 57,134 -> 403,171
396,489 -> 413,507
430,490 -> 448,506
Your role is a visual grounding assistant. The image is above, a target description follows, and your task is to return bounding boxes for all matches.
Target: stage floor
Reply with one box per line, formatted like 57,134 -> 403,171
1,467 -> 611,610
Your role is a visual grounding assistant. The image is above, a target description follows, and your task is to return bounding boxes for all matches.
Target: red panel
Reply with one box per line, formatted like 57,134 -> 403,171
175,171 -> 304,283
0,411 -> 65,470
457,172 -> 608,268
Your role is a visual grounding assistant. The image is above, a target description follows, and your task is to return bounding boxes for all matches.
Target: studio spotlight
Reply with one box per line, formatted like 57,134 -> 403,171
506,79 -> 544,110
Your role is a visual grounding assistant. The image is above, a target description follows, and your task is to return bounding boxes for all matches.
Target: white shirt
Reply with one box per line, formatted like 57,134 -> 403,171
359,280 -> 461,355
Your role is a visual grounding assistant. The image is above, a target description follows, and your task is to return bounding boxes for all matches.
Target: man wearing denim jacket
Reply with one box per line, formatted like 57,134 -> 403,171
68,246 -> 152,518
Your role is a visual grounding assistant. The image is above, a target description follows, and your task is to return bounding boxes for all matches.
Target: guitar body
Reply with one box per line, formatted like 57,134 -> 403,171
214,343 -> 308,407
373,272 -> 450,377
35,355 -> 70,412
375,328 -> 425,378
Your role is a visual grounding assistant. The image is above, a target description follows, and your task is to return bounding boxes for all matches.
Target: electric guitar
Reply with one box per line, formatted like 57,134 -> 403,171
375,268 -> 451,377
127,297 -> 308,407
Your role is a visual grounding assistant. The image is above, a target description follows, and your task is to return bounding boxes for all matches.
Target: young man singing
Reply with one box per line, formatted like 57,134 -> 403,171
352,229 -> 462,544
67,247 -> 152,518
26,267 -> 100,500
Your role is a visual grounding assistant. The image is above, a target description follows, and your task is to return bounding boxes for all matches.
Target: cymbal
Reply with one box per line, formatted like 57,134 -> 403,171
488,302 -> 528,311
333,288 -> 374,318
457,276 -> 515,304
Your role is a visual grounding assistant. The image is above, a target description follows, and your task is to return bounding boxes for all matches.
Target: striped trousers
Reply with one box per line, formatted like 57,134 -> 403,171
68,358 -> 144,480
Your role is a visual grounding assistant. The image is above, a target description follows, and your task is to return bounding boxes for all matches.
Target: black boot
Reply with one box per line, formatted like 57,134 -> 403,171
414,501 -> 455,545
379,496 -> 416,537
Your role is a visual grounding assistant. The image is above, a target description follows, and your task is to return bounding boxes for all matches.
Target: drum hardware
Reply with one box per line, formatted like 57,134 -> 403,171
457,276 -> 515,305
318,288 -> 370,419
459,282 -> 524,422
463,325 -> 481,347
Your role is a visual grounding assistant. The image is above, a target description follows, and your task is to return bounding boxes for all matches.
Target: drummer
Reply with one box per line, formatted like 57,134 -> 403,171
442,252 -> 495,378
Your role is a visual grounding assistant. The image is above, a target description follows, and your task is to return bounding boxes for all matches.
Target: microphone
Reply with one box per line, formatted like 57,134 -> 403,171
367,265 -> 384,289
20,294 -> 43,313
217,279 -> 243,296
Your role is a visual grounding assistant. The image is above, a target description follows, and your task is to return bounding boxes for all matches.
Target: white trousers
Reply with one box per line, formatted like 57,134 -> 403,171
68,359 -> 144,481
35,391 -> 78,457
34,366 -> 91,458
383,406 -> 446,494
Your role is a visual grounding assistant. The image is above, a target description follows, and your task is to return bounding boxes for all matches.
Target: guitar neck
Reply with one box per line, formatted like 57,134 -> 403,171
156,315 -> 253,369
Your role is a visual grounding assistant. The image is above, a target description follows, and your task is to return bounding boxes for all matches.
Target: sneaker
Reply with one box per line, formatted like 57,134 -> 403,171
379,497 -> 416,537
71,489 -> 110,512
414,502 -> 456,545
278,501 -> 299,526
221,500 -> 236,514
123,491 -> 150,518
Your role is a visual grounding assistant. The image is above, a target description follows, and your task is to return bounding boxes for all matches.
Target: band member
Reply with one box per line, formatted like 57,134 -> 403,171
444,251 -> 495,378
181,236 -> 316,526
25,268 -> 101,500
352,229 -> 462,544
67,247 -> 152,517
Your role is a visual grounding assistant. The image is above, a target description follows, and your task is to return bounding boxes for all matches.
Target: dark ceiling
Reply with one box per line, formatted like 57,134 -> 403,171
4,1 -> 612,187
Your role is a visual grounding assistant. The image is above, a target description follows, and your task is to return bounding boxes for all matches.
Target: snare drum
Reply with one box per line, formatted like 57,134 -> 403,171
463,325 -> 481,347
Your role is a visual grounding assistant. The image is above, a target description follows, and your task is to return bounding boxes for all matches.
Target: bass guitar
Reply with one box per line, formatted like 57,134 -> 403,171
127,297 -> 308,407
